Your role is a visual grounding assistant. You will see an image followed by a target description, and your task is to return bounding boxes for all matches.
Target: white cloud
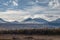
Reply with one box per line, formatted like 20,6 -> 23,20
30,14 -> 60,21
0,10 -> 29,15
24,5 -> 46,14
0,0 -> 60,22
48,0 -> 60,9
13,1 -> 18,6
0,10 -> 30,21
0,3 -> 46,21
0,4 -> 60,22
36,0 -> 49,3
35,0 -> 39,3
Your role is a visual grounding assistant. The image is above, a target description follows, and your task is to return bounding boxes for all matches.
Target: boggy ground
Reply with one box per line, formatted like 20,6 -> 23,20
0,34 -> 60,40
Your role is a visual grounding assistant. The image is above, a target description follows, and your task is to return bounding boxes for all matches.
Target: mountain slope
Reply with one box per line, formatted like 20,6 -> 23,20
8,21 -> 20,24
22,18 -> 48,24
51,18 -> 60,23
47,18 -> 60,26
0,18 -> 7,23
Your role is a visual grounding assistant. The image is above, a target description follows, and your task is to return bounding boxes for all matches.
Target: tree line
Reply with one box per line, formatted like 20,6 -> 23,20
0,29 -> 60,35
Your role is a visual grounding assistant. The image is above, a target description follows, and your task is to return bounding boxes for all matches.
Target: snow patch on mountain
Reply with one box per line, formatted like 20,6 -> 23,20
19,14 -> 60,22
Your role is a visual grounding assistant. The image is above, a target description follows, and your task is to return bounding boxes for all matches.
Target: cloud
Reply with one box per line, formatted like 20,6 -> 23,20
12,0 -> 18,6
0,10 -> 29,14
0,0 -> 60,22
36,0 -> 49,3
30,14 -> 60,21
0,10 -> 30,21
48,0 -> 60,9
0,5 -> 46,22
24,5 -> 46,14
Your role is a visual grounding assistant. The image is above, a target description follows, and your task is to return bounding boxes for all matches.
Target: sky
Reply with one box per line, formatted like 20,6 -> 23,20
0,0 -> 60,22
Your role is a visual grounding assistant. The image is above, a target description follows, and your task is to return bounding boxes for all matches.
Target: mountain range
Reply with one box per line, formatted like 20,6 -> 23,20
0,18 -> 60,24
51,18 -> 60,23
0,18 -> 60,29
22,18 -> 48,24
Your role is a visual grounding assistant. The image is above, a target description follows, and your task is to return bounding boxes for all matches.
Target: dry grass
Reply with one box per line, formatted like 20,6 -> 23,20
0,34 -> 60,40
0,29 -> 60,40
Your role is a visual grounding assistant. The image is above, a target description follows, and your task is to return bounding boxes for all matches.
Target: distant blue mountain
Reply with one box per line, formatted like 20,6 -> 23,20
22,18 -> 48,24
48,19 -> 60,26
51,19 -> 60,23
0,18 -> 60,29
0,18 -> 20,24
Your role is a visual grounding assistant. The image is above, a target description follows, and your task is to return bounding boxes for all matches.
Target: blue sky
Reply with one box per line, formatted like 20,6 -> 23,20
0,0 -> 60,22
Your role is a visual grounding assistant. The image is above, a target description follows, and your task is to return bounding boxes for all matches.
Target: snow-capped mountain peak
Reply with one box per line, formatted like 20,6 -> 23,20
0,18 -> 7,23
22,17 -> 48,24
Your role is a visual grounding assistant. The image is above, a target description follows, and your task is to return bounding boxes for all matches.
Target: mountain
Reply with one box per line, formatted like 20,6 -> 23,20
9,21 -> 20,24
0,18 -> 7,23
0,18 -> 20,24
51,18 -> 60,23
0,18 -> 60,29
22,18 -> 48,24
47,18 -> 60,26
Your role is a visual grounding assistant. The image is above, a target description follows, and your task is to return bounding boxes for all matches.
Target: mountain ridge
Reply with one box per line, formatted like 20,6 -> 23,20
22,18 -> 48,24
0,18 -> 60,24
